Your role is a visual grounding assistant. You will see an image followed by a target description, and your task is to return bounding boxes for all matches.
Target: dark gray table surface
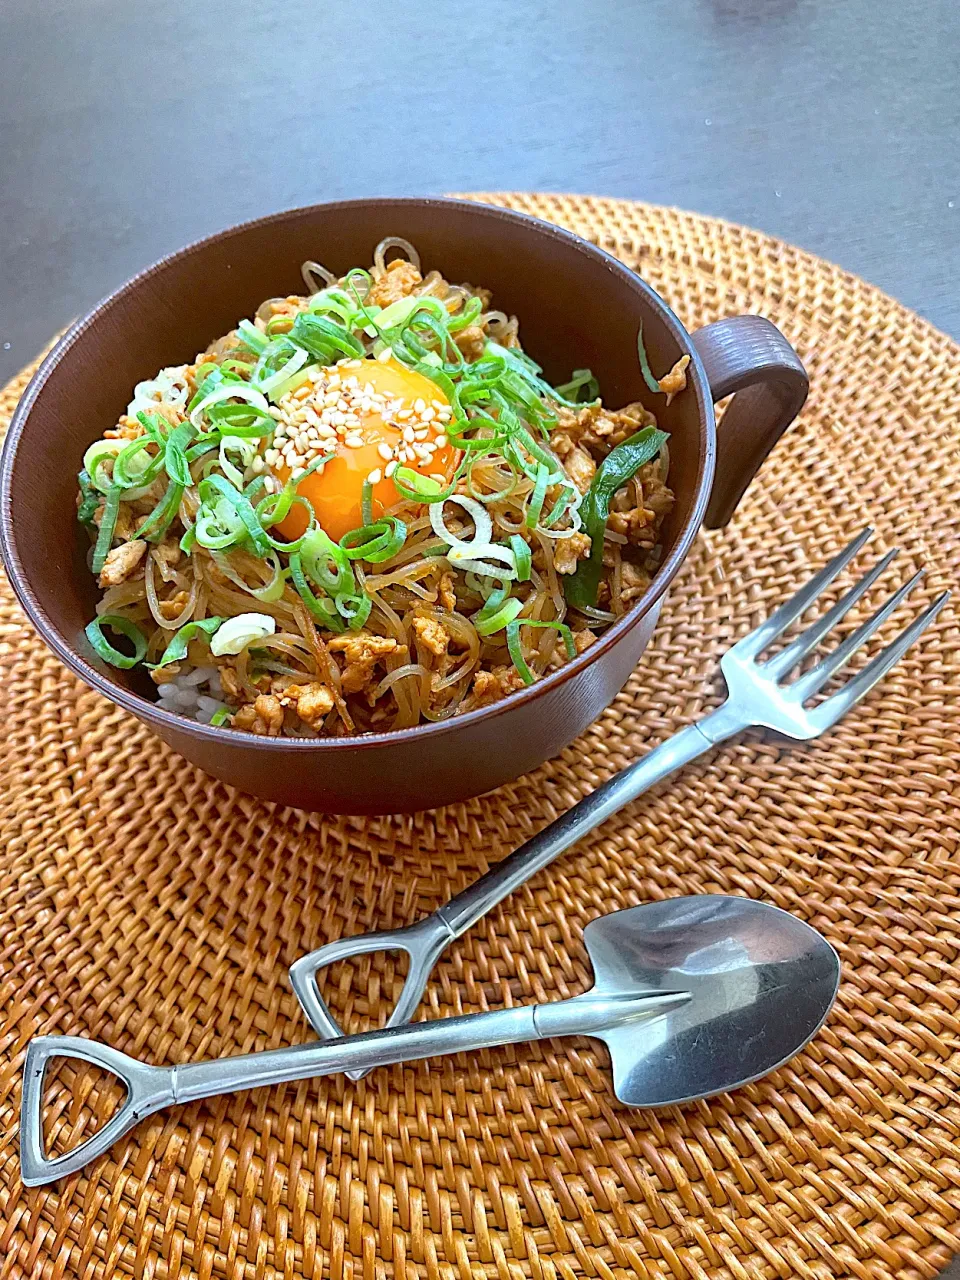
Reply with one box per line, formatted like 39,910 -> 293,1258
1,0 -> 958,391
2,3 -> 959,1273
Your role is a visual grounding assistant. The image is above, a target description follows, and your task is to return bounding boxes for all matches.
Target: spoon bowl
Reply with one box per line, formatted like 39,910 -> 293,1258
586,896 -> 841,1106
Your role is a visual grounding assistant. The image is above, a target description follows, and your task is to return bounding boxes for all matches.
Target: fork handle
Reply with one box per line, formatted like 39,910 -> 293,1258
437,702 -> 749,938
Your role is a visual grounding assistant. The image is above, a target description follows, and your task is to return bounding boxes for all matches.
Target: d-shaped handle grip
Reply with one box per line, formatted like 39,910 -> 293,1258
692,314 -> 809,528
20,1035 -> 175,1186
289,916 -> 452,1079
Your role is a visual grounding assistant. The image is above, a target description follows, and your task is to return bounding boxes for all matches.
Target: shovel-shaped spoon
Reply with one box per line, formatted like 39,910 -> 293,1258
21,896 -> 839,1186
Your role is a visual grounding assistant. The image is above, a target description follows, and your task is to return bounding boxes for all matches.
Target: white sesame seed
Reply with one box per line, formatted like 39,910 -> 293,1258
403,426 -> 416,443
265,448 -> 279,465
414,398 -> 426,413
345,434 -> 364,448
435,434 -> 447,448
396,408 -> 412,421
366,468 -> 382,485
377,442 -> 393,461
377,347 -> 393,363
331,411 -> 347,426
413,443 -> 433,460
385,461 -> 398,477
291,466 -> 305,480
431,399 -> 446,410
421,407 -> 436,423
251,455 -> 265,473
429,472 -> 446,482
414,428 -> 429,440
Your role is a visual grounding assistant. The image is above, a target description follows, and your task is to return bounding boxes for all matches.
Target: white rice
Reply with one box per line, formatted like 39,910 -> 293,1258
156,664 -> 230,725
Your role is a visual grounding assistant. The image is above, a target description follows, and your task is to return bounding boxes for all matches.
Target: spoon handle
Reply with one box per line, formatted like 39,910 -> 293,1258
437,702 -> 748,938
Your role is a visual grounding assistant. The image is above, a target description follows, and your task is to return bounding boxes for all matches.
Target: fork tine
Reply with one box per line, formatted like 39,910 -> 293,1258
764,547 -> 899,678
794,568 -> 925,698
732,526 -> 874,659
807,589 -> 949,731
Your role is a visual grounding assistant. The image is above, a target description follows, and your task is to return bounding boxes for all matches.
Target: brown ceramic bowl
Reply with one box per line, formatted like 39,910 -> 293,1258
0,198 -> 807,813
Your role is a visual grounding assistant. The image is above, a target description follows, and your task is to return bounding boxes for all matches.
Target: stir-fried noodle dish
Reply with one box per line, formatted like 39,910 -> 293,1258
79,238 -> 685,737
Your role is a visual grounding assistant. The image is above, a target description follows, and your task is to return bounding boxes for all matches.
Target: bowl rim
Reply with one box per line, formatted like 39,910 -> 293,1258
0,195 -> 716,753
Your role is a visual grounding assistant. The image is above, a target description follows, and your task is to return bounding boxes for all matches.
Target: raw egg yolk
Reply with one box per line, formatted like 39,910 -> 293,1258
273,359 -> 458,542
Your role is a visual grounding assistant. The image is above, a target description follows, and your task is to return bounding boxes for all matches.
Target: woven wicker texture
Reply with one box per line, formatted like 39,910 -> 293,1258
1,193 -> 959,1280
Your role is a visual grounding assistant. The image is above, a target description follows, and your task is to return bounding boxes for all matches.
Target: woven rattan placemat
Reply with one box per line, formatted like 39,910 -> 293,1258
1,194 -> 959,1280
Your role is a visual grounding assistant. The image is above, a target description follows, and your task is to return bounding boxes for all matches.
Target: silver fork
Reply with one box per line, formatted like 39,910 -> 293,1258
290,528 -> 948,1076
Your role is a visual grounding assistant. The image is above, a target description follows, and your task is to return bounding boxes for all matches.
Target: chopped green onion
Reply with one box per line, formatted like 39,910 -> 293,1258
475,594 -> 523,636
210,612 -> 276,657
198,473 -> 269,557
300,528 -> 355,597
237,319 -> 269,354
135,480 -> 184,543
391,466 -> 448,502
564,426 -> 669,609
360,478 -> 374,528
509,535 -> 531,581
190,381 -> 269,431
339,518 -> 407,564
77,470 -> 99,526
362,294 -> 423,335
505,618 -> 576,685
113,436 -> 165,492
636,322 -> 663,395
288,553 -> 345,631
336,592 -> 372,630
163,420 -> 196,487
91,485 -> 122,572
180,525 -> 197,555
148,616 -> 224,669
554,368 -> 599,403
288,313 -> 364,362
210,706 -> 232,727
85,614 -> 148,669
526,463 -> 550,529
83,439 -> 124,493
218,435 -> 257,489
252,341 -> 310,398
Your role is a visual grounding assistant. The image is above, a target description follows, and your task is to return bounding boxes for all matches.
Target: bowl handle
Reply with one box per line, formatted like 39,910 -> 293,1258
691,315 -> 808,528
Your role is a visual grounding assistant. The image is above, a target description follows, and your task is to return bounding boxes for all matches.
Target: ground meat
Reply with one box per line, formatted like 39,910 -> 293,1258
560,445 -> 596,495
158,589 -> 190,621
151,541 -> 181,581
413,616 -> 449,657
658,354 -> 690,400
368,260 -> 422,308
98,539 -> 147,587
453,325 -> 486,362
104,414 -> 147,441
573,628 -> 597,654
327,632 -> 404,694
232,694 -> 283,736
608,505 -> 657,545
218,665 -> 241,700
94,501 -> 137,543
552,400 -> 658,461
438,571 -> 457,612
283,682 -> 334,727
554,532 -> 592,575
470,665 -> 527,708
149,664 -> 180,686
620,560 -> 651,605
